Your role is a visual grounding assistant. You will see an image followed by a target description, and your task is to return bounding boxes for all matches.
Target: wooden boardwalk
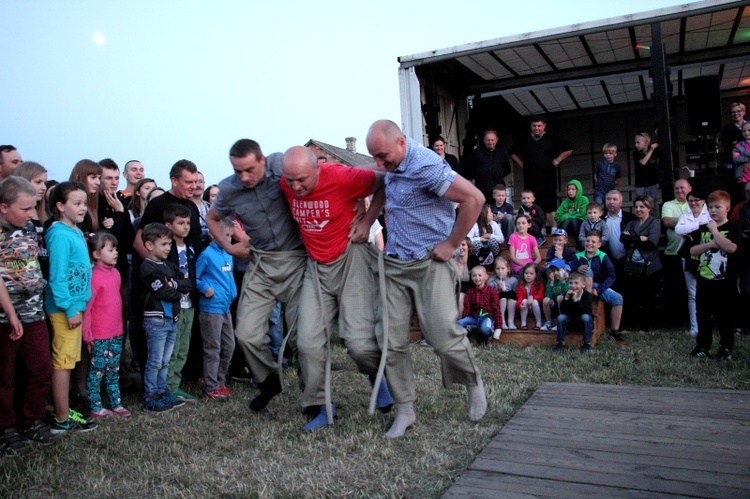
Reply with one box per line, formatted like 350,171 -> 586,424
445,383 -> 750,498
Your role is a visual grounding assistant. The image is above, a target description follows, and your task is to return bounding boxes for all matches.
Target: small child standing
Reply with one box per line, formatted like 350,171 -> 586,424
732,123 -> 750,187
140,222 -> 192,412
554,272 -> 594,353
196,217 -> 238,399
487,257 -> 518,330
83,232 -> 131,418
633,132 -> 660,200
45,181 -> 97,433
458,266 -> 503,340
686,190 -> 740,360
0,177 -> 57,454
555,179 -> 589,238
593,144 -> 621,204
163,204 -> 197,403
541,260 -> 569,331
491,184 -> 515,241
508,215 -> 541,275
517,190 -> 546,245
578,202 -> 610,249
516,263 -> 545,330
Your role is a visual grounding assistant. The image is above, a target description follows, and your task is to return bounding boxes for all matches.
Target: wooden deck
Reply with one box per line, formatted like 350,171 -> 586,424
444,383 -> 750,498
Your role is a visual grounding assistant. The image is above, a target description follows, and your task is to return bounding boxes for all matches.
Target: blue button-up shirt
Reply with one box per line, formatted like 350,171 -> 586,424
385,138 -> 457,260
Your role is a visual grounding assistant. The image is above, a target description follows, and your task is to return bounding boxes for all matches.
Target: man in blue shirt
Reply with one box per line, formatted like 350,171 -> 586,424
360,120 -> 487,439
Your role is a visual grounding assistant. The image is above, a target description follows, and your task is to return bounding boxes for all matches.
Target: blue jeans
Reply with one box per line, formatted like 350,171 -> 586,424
457,314 -> 494,338
143,317 -> 178,401
556,313 -> 594,344
635,185 -> 659,200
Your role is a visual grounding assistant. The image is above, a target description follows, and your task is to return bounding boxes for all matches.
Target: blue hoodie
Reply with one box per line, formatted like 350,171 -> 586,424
195,241 -> 237,314
43,221 -> 91,318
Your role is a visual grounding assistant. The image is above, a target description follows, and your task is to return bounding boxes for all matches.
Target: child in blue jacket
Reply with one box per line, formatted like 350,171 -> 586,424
196,218 -> 238,399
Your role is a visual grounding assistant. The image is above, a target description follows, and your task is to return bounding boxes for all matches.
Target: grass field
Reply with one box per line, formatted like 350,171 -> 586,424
2,329 -> 749,498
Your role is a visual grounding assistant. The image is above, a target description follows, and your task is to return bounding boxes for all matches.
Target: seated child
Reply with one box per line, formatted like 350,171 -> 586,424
554,271 -> 595,353
83,232 -> 131,418
555,179 -> 589,238
516,263 -> 545,330
0,177 -> 57,454
488,257 -> 518,330
467,204 -> 504,266
508,215 -> 541,275
594,144 -> 621,205
578,202 -> 610,249
541,259 -> 569,331
458,266 -> 503,340
571,231 -> 626,345
196,217 -> 238,399
139,222 -> 192,412
545,228 -> 576,267
491,184 -> 515,241
517,189 -> 546,245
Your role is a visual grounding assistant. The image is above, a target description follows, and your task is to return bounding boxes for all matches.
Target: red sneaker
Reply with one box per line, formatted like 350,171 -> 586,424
205,388 -> 228,400
218,385 -> 234,397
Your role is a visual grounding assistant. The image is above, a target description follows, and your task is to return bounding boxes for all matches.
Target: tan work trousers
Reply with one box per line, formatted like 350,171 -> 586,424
372,253 -> 481,404
297,243 -> 381,408
234,247 -> 307,385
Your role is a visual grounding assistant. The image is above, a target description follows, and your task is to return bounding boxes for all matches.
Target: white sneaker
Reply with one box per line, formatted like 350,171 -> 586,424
492,329 -> 502,340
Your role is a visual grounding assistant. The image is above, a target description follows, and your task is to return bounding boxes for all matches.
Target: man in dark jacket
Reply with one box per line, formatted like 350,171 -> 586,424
464,130 -> 511,204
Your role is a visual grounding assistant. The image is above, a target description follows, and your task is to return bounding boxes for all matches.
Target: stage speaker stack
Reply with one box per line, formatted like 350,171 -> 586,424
684,75 -> 722,137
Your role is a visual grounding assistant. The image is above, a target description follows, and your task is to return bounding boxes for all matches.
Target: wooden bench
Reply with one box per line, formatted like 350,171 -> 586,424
409,297 -> 607,348
494,299 -> 606,347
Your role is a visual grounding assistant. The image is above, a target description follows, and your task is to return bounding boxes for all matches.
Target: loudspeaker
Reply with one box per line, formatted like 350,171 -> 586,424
685,75 -> 722,136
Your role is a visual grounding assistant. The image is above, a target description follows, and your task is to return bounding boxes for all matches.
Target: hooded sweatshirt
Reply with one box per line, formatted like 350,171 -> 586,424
555,179 -> 589,224
43,221 -> 92,318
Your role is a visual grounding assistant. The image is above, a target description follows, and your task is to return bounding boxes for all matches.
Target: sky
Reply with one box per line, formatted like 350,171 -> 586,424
1,0 -> 693,189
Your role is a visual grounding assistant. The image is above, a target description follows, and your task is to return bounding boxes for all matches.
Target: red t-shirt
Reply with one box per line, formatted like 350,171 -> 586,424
280,164 -> 375,263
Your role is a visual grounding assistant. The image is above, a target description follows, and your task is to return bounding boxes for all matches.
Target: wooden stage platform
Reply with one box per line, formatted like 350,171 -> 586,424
444,382 -> 750,498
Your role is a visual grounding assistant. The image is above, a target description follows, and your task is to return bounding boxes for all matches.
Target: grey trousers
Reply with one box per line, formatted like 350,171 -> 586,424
234,248 -> 307,384
372,254 -> 482,404
297,243 -> 382,408
199,311 -> 235,393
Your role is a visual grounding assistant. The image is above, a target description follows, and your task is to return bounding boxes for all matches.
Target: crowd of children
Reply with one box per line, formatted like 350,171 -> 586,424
2,129 -> 748,455
0,156 -> 245,456
459,131 -> 746,358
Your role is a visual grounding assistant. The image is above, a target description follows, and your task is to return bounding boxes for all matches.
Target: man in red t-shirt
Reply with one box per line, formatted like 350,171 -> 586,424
280,146 -> 391,431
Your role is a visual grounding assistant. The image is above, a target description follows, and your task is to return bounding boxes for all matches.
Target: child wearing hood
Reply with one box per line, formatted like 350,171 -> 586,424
555,179 -> 588,238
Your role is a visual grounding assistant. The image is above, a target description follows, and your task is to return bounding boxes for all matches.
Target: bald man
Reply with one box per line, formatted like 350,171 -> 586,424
363,119 -> 487,439
661,178 -> 693,328
280,146 -> 391,430
0,146 -> 23,180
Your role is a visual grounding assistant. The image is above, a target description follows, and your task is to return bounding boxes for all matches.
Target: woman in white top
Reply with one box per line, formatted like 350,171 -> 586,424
675,190 -> 710,336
